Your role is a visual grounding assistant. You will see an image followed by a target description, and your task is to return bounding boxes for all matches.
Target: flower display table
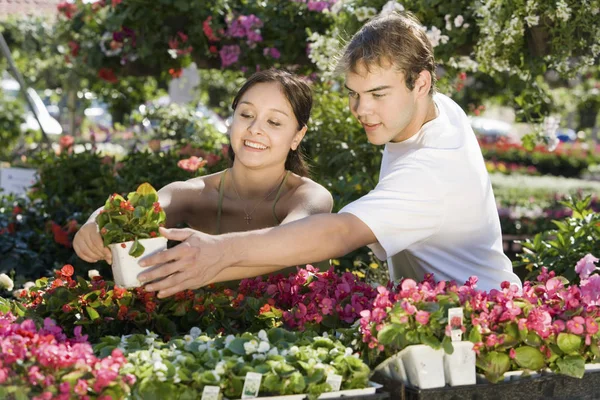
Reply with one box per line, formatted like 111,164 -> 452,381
373,370 -> 600,400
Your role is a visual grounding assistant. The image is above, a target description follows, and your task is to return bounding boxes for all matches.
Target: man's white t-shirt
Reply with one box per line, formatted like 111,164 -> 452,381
339,93 -> 521,292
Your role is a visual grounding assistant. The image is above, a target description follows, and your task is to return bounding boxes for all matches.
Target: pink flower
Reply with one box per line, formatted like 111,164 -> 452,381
586,317 -> 599,335
567,316 -> 585,335
486,334 -> 498,347
401,300 -> 417,315
509,348 -> 516,359
74,379 -> 89,395
219,45 -> 241,67
415,310 -> 430,325
575,254 -> 599,279
320,297 -> 334,315
177,156 -> 207,172
263,47 -> 281,59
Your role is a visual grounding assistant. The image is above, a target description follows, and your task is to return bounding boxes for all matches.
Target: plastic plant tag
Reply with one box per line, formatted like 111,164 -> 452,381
201,386 -> 221,400
325,374 -> 343,392
242,372 -> 262,399
448,307 -> 464,342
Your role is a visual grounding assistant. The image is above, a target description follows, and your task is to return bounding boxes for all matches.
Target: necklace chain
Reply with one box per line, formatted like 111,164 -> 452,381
230,169 -> 286,224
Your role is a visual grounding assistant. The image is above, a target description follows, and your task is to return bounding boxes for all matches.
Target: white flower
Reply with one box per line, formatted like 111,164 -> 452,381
444,14 -> 452,31
556,0 -> 571,21
23,281 -> 35,290
330,0 -> 344,14
355,6 -> 377,22
380,0 -> 404,15
425,26 -> 449,48
88,270 -> 100,279
252,353 -> 267,361
215,361 -> 226,376
0,273 -> 14,291
257,341 -> 270,353
225,335 -> 236,346
257,330 -> 269,342
345,348 -> 354,356
153,360 -> 168,372
184,335 -> 193,344
289,346 -> 299,356
322,332 -> 329,339
197,344 -> 208,352
156,371 -> 167,382
524,15 -> 539,27
329,348 -> 340,356
189,327 -> 202,339
592,7 -> 599,15
244,340 -> 259,355
454,15 -> 464,28
268,347 -> 279,357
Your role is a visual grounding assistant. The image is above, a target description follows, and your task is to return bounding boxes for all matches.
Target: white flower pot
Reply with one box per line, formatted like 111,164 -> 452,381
373,352 -> 408,384
109,237 -> 167,288
443,341 -> 476,386
400,345 -> 445,389
585,363 -> 600,373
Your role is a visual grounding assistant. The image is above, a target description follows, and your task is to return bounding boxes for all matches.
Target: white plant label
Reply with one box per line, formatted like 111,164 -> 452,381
241,372 -> 262,399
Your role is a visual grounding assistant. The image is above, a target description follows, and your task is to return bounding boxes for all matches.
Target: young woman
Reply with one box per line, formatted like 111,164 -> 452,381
73,69 -> 333,282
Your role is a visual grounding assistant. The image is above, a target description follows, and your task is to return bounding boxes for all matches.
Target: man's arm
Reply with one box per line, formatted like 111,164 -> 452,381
139,212 -> 377,297
208,182 -> 335,282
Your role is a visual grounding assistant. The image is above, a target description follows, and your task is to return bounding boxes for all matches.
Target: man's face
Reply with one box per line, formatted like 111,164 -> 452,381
345,62 -> 420,145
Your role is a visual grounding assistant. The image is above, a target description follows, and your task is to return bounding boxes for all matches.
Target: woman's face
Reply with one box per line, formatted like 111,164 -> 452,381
230,81 -> 306,170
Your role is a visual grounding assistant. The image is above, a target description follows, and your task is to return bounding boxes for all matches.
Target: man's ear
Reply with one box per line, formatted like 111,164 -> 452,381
414,70 -> 432,97
291,125 -> 307,151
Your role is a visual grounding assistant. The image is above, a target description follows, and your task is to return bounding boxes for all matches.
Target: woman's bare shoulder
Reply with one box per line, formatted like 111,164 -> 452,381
287,174 -> 333,211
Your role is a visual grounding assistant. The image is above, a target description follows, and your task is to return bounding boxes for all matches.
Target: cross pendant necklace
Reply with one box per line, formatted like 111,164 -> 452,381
230,169 -> 286,225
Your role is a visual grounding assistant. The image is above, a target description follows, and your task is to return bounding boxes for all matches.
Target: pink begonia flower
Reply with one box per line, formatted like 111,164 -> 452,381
509,348 -> 516,359
415,310 -> 430,325
575,254 -> 599,279
553,319 -> 566,333
401,300 -> 417,315
219,45 -> 241,67
580,274 -> 600,306
486,334 -> 498,347
567,316 -> 585,335
586,317 -> 599,335
400,278 -> 417,291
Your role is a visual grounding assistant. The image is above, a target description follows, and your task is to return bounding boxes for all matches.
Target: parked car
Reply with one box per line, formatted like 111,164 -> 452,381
469,116 -> 520,144
556,128 -> 577,143
1,77 -> 63,136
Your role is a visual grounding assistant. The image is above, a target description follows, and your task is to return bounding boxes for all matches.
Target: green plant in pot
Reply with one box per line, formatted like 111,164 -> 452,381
96,183 -> 167,288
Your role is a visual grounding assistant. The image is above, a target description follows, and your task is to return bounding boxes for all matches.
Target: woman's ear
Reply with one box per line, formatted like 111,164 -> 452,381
291,125 -> 307,151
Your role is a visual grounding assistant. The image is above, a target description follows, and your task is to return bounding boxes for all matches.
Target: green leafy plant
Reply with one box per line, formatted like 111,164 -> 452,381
514,195 -> 600,283
96,182 -> 166,257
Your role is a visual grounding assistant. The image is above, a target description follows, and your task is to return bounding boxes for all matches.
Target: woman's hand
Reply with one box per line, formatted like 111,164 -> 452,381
73,221 -> 112,264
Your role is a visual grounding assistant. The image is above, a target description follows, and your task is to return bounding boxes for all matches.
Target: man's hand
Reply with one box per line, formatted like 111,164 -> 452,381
138,227 -> 229,298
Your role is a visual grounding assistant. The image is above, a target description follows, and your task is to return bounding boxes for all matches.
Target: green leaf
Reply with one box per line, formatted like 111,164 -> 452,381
442,335 -> 454,355
129,237 -> 145,258
476,351 -> 510,383
86,306 -> 100,321
227,338 -> 249,355
514,346 -> 546,371
556,355 -> 585,378
377,324 -> 402,346
557,333 -> 582,354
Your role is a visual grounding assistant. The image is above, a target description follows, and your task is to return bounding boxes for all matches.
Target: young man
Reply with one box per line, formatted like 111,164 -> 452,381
138,12 -> 522,298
